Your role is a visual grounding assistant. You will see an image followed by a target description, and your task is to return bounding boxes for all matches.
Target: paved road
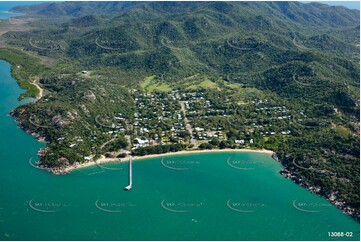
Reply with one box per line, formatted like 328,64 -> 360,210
179,99 -> 198,148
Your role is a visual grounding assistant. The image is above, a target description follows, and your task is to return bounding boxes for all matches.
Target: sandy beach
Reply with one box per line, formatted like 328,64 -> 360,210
63,148 -> 275,173
31,77 -> 44,100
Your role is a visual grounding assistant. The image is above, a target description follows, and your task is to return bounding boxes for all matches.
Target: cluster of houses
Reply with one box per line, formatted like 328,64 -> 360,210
129,92 -> 190,149
57,90 -> 309,161
178,91 -> 296,138
131,91 -> 299,148
133,92 -> 186,135
180,92 -> 227,117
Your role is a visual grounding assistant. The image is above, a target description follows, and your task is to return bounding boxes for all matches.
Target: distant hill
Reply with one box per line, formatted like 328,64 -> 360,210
11,1 -> 142,17
62,15 -> 100,28
11,1 -> 359,27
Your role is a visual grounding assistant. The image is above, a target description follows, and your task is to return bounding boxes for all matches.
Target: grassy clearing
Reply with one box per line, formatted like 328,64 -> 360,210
225,82 -> 243,89
141,75 -> 171,92
149,82 -> 172,92
333,124 -> 353,138
140,75 -> 155,90
237,87 -> 262,96
186,78 -> 218,90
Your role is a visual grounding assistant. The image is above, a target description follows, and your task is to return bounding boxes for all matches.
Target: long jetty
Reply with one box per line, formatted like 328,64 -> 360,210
124,157 -> 132,190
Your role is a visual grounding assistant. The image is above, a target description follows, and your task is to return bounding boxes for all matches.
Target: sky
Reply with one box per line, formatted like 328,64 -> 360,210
301,1 -> 360,10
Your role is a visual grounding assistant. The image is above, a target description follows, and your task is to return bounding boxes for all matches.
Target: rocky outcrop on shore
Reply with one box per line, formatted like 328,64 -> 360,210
279,160 -> 359,222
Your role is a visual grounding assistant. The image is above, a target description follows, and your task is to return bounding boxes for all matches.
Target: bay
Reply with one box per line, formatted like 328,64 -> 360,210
0,2 -> 41,19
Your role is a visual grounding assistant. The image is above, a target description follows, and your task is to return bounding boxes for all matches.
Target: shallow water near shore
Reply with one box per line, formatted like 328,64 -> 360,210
0,2 -> 40,19
0,58 -> 360,240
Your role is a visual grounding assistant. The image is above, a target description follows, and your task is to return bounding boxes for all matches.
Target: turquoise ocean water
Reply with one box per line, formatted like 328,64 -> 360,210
0,2 -> 42,19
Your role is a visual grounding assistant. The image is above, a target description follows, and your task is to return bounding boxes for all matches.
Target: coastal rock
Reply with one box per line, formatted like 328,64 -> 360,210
37,148 -> 47,156
272,152 -> 279,161
57,157 -> 70,166
52,114 -> 69,127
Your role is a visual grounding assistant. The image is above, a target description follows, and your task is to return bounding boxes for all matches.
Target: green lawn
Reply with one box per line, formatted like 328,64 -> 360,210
141,75 -> 171,92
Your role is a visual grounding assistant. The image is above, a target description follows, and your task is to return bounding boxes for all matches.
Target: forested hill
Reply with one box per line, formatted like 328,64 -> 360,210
10,1 -> 143,17
8,1 -> 359,111
12,1 -> 359,26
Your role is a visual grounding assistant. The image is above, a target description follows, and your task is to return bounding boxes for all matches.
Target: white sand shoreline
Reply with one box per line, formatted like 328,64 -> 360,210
63,148 -> 275,173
